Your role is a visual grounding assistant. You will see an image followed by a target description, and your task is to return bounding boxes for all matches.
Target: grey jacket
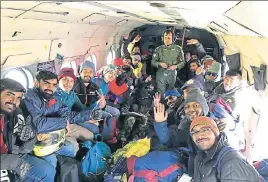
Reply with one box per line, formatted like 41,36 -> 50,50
193,133 -> 260,182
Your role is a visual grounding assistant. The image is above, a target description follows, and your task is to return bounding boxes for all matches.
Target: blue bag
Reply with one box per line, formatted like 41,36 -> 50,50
81,139 -> 111,181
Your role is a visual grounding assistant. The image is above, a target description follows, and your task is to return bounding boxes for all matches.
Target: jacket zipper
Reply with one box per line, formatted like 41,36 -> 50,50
84,87 -> 88,105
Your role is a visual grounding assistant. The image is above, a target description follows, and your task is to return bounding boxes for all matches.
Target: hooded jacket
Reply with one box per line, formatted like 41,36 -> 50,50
193,133 -> 260,182
22,88 -> 92,133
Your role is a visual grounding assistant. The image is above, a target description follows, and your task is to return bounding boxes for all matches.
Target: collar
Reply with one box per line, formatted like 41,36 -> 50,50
55,87 -> 70,96
164,44 -> 173,48
198,133 -> 228,161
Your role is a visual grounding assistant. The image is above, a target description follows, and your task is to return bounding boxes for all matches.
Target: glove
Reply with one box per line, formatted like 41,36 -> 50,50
126,78 -> 133,87
121,106 -> 129,115
18,125 -> 35,142
15,158 -> 31,180
91,109 -> 103,120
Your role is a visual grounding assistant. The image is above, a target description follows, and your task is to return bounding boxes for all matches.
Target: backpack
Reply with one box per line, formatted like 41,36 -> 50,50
81,140 -> 112,182
251,64 -> 267,91
103,156 -> 128,182
55,155 -> 83,182
215,146 -> 266,182
215,146 -> 236,180
127,151 -> 185,182
254,159 -> 268,182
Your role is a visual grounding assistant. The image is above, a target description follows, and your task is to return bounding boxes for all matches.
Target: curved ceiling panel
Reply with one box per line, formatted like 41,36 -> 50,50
224,1 -> 268,37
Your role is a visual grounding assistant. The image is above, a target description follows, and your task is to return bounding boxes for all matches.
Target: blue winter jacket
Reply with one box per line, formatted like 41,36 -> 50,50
54,87 -> 86,110
23,88 -> 92,133
91,77 -> 109,98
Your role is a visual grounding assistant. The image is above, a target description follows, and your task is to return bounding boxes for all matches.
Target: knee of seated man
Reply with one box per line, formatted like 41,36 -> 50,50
58,141 -> 76,157
24,154 -> 56,180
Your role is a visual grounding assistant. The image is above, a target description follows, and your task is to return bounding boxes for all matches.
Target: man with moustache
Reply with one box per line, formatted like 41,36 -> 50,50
73,62 -> 118,144
0,78 -> 55,182
152,29 -> 185,94
152,88 -> 184,127
126,89 -> 209,180
54,67 -> 99,152
190,116 -> 260,181
22,70 -> 96,168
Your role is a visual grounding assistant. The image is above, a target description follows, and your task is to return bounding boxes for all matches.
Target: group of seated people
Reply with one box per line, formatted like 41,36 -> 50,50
1,34 -> 267,182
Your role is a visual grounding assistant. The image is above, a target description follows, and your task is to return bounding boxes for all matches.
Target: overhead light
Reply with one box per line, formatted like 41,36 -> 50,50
150,3 -> 166,8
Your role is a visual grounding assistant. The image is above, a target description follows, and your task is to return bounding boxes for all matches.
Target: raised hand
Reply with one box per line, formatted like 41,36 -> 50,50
153,92 -> 161,107
186,39 -> 199,45
195,66 -> 204,75
154,104 -> 168,123
145,75 -> 152,83
133,35 -> 141,43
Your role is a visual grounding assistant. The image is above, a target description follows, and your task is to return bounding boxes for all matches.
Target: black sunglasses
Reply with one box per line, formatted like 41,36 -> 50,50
206,72 -> 218,77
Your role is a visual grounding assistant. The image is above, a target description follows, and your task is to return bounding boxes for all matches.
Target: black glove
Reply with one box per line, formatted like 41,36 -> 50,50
18,125 -> 35,142
91,109 -> 103,120
126,78 -> 133,87
121,106 -> 130,115
15,158 -> 31,180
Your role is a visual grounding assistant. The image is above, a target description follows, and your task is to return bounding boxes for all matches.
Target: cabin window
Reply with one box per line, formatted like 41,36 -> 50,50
70,61 -> 77,75
4,68 -> 34,89
91,54 -> 97,71
60,61 -> 71,69
22,68 -> 34,88
107,50 -> 115,64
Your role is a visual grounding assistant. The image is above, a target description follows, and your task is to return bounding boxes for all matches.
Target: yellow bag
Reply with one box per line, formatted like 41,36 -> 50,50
112,137 -> 151,163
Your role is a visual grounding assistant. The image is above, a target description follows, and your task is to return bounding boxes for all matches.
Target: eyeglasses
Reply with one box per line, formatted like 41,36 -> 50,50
190,127 -> 212,136
206,72 -> 218,77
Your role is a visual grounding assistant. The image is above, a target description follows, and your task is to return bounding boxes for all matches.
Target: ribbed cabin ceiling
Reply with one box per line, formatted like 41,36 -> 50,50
1,1 -> 268,69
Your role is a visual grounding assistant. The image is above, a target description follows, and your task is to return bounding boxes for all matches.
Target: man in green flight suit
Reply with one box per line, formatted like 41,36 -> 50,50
152,29 -> 185,94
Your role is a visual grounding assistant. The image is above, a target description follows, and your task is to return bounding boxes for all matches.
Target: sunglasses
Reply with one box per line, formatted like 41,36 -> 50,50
206,72 -> 218,77
190,127 -> 212,136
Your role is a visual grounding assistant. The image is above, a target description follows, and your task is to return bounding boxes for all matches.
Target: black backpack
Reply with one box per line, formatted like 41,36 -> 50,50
55,155 -> 84,182
251,64 -> 267,91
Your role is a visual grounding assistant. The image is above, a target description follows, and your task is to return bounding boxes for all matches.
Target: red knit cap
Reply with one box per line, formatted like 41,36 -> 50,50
58,67 -> 77,82
113,58 -> 124,67
190,116 -> 220,136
